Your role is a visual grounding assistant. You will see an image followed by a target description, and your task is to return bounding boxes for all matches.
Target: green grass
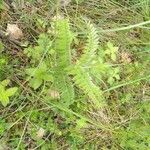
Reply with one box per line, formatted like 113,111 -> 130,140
0,0 -> 150,149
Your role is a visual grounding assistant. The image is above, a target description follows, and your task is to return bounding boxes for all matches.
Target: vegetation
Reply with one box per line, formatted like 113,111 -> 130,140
0,0 -> 150,149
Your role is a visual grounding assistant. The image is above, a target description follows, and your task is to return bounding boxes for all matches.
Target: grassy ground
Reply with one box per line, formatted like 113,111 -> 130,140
0,0 -> 150,149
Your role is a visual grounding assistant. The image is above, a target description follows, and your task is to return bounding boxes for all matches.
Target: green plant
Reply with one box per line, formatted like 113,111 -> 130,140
117,102 -> 150,150
0,79 -> 18,106
140,0 -> 150,20
68,21 -> 104,107
105,41 -> 119,61
0,41 -> 4,52
0,57 -> 7,70
26,63 -> 53,90
24,18 -> 121,108
24,34 -> 52,63
53,18 -> 75,107
0,118 -> 7,136
0,0 -> 4,10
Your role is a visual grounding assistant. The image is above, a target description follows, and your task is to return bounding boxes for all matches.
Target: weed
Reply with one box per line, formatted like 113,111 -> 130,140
0,79 -> 18,106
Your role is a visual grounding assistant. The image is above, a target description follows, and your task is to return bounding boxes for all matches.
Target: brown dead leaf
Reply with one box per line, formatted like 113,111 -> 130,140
60,0 -> 71,7
36,127 -> 45,139
11,1 -> 25,10
6,24 -> 23,40
52,15 -> 64,21
0,141 -> 8,150
120,52 -> 132,63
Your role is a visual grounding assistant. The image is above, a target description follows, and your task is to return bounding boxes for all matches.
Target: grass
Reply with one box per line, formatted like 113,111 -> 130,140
0,0 -> 150,149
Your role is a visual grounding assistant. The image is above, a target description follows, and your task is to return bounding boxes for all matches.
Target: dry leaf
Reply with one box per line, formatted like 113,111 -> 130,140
120,52 -> 132,63
0,142 -> 8,150
6,24 -> 23,40
37,0 -> 43,4
48,89 -> 60,99
11,0 -> 25,10
36,127 -> 45,139
52,15 -> 64,21
60,0 -> 71,7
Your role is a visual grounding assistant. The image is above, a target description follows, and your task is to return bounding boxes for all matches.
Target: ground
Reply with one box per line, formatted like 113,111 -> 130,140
0,0 -> 150,149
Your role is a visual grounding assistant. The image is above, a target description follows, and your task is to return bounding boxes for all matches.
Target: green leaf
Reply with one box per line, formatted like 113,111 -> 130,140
26,68 -> 36,76
76,119 -> 87,129
1,96 -> 9,107
53,19 -> 75,107
24,33 -> 52,61
30,78 -> 43,90
43,74 -> 53,82
0,41 -> 4,52
26,62 -> 53,89
0,1 -> 4,10
1,79 -> 10,87
111,53 -> 117,61
0,80 -> 18,107
105,42 -> 118,61
6,87 -> 18,97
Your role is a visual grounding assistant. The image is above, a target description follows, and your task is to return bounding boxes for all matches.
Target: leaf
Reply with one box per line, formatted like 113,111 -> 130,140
38,63 -> 47,73
36,127 -> 45,139
43,74 -> 53,82
60,0 -> 71,7
24,34 -> 52,61
0,93 -> 9,107
1,97 -> 9,107
26,62 -> 53,89
79,21 -> 99,63
76,119 -> 87,128
0,80 -> 18,107
6,24 -> 23,40
29,78 -> 43,90
0,41 -> 4,52
120,52 -> 132,63
105,42 -> 118,61
6,87 -> 18,97
107,77 -> 114,85
111,53 -> 117,61
71,66 -> 104,107
54,19 -> 75,107
0,1 -> 4,10
26,68 -> 36,76
1,79 -> 10,87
